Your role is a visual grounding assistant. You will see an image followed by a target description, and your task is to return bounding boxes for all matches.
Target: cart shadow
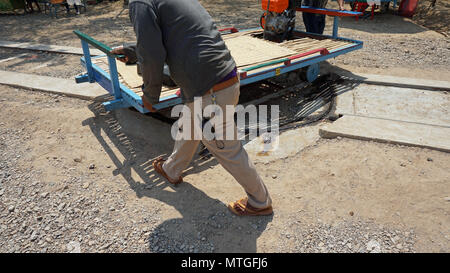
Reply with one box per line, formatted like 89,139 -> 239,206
81,101 -> 273,252
80,62 -> 361,252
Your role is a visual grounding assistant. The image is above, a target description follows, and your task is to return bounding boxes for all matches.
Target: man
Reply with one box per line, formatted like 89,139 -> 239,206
111,0 -> 272,216
25,0 -> 41,13
302,0 -> 346,34
65,0 -> 83,15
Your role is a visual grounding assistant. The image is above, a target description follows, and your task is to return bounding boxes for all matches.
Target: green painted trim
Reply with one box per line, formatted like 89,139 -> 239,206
242,58 -> 289,72
73,30 -> 125,58
73,30 -> 113,55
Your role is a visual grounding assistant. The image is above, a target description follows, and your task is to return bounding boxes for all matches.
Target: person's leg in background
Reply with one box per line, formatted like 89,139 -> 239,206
302,0 -> 328,34
64,2 -> 71,13
315,9 -> 326,34
65,0 -> 81,14
25,0 -> 34,12
316,0 -> 328,34
33,0 -> 41,12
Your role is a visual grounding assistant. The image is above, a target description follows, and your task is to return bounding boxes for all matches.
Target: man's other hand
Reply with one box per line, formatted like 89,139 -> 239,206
111,46 -> 129,63
337,0 -> 346,10
141,95 -> 157,112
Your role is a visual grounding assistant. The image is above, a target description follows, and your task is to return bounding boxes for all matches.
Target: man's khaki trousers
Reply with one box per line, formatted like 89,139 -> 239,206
162,82 -> 272,209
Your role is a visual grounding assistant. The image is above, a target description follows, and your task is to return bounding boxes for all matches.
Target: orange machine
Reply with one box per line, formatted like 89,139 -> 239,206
261,0 -> 299,42
262,0 -> 290,13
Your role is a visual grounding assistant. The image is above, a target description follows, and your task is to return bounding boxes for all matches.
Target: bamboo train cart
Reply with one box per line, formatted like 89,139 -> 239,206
74,6 -> 363,114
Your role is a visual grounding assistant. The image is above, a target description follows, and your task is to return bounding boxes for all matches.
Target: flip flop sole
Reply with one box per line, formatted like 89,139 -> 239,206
228,202 -> 273,216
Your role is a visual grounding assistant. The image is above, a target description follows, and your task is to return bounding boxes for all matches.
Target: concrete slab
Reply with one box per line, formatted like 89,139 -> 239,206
320,115 -> 450,153
0,70 -> 108,101
337,71 -> 450,91
0,40 -> 103,56
335,84 -> 450,127
244,125 -> 321,163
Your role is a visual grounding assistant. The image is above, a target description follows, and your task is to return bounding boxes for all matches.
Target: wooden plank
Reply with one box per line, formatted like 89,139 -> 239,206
116,61 -> 142,88
0,40 -> 103,56
0,70 -> 108,101
320,115 -> 450,153
221,29 -> 263,40
92,57 -> 178,95
336,72 -> 450,91
224,36 -> 297,67
285,41 -> 350,52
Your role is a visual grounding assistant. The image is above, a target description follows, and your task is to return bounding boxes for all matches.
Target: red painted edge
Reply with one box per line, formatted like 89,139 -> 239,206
287,48 -> 329,62
219,27 -> 239,33
242,44 -> 359,80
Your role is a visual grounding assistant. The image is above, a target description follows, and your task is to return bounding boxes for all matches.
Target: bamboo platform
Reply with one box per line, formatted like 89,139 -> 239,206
92,29 -> 353,97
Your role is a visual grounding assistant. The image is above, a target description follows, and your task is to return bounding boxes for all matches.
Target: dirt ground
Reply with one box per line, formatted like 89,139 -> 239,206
0,1 -> 449,80
414,0 -> 450,37
0,1 -> 449,253
0,85 -> 448,253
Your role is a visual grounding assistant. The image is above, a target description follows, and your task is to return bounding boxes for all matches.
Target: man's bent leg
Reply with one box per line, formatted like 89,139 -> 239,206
202,83 -> 271,209
162,139 -> 200,181
202,138 -> 272,209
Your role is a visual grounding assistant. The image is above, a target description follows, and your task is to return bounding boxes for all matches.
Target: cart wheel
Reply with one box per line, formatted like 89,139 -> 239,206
300,64 -> 320,83
260,12 -> 267,29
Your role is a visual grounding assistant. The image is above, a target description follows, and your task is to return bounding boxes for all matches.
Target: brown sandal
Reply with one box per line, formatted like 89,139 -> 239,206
228,197 -> 273,216
152,157 -> 183,185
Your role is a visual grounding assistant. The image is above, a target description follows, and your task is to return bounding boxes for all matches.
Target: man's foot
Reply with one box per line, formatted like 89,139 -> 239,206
228,197 -> 273,216
152,157 -> 183,185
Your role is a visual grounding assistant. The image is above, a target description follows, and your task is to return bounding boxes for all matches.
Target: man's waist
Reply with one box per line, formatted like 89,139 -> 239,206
209,67 -> 238,93
217,67 -> 237,84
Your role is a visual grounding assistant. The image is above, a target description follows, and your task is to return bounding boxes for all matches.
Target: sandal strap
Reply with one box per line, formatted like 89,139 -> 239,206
153,158 -> 183,185
231,197 -> 272,216
233,197 -> 260,215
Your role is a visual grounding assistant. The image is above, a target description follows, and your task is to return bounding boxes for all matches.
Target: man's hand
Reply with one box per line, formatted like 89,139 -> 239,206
338,0 -> 346,10
110,46 -> 129,63
141,95 -> 157,112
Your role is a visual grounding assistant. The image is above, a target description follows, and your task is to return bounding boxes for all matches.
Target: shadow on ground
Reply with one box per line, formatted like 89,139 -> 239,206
78,60 -> 363,252
338,12 -> 430,34
81,100 -> 273,252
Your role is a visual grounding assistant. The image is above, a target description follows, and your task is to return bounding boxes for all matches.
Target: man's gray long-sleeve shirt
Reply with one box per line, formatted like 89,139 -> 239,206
127,0 -> 236,105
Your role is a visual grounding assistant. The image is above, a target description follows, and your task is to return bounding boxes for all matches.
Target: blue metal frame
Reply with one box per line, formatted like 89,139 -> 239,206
239,29 -> 363,86
75,17 -> 363,113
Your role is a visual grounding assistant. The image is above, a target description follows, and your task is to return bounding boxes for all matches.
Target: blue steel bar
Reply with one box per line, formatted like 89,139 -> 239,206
107,55 -> 122,99
332,17 -> 339,38
80,40 -> 95,83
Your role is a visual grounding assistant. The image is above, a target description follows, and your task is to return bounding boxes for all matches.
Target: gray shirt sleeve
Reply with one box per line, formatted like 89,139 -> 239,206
129,1 -> 166,105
